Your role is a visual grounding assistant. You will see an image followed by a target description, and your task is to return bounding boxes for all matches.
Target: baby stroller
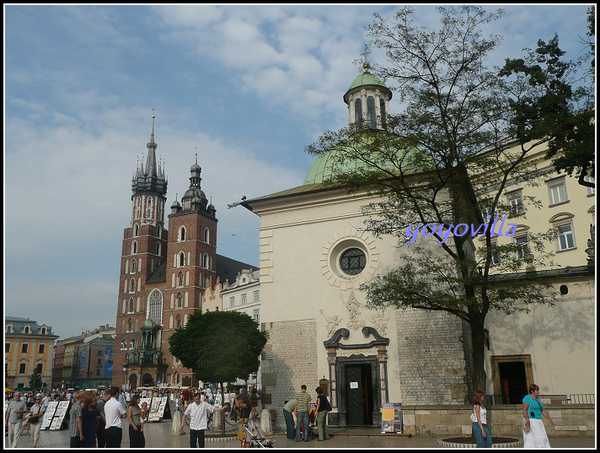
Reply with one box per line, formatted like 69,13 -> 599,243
242,417 -> 275,448
307,404 -> 318,440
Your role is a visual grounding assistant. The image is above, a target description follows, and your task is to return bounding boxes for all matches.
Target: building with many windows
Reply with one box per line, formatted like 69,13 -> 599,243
222,268 -> 261,323
5,317 -> 58,390
112,119 -> 253,390
52,325 -> 116,390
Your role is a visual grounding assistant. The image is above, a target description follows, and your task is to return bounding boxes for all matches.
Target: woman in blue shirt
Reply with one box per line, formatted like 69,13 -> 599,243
522,384 -> 554,448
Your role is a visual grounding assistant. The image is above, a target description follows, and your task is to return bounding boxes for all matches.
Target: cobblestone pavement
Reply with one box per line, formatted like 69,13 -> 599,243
10,420 -> 596,449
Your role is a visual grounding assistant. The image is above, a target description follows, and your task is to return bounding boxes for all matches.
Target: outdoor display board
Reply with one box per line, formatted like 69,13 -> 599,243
49,401 -> 70,430
148,396 -> 171,422
40,401 -> 58,430
381,402 -> 403,434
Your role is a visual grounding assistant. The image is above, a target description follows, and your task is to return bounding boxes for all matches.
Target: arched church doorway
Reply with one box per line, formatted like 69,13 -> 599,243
142,373 -> 154,387
128,374 -> 138,390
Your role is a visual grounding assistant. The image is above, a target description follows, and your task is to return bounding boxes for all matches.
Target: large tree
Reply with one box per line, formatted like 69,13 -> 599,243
307,6 -> 559,396
169,310 -> 268,388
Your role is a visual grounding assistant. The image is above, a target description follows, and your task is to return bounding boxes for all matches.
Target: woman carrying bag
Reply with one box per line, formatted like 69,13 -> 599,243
522,384 -> 554,448
471,390 -> 492,448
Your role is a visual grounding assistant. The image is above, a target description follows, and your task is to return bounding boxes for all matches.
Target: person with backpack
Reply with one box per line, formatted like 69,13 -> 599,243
315,387 -> 331,441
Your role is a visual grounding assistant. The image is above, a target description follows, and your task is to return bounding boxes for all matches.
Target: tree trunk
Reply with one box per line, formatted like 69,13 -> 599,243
470,316 -> 487,399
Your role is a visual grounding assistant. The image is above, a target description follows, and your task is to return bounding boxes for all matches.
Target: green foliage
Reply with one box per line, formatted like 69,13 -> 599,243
307,6 -> 564,394
29,372 -> 42,390
168,310 -> 268,384
500,28 -> 595,187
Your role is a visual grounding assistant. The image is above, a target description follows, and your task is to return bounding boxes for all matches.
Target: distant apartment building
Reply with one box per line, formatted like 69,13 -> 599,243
52,325 -> 116,390
222,268 -> 261,323
5,316 -> 58,390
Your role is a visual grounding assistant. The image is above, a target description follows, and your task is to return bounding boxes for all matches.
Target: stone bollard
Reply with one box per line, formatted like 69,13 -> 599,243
171,409 -> 185,435
260,408 -> 273,435
213,409 -> 222,430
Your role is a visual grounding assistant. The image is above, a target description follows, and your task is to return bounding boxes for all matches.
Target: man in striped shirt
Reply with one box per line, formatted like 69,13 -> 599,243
294,385 -> 312,442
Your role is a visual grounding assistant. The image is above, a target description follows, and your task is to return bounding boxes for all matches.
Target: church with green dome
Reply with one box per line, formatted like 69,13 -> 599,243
238,62 -> 595,437
240,66 -> 474,428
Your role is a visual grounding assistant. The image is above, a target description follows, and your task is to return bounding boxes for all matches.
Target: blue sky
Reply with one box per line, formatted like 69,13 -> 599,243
4,4 -> 593,338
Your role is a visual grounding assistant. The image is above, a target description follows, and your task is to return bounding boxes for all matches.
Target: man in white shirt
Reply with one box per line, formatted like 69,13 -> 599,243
104,386 -> 127,447
180,393 -> 224,448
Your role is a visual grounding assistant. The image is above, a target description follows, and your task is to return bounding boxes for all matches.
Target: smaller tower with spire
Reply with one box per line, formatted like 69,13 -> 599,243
344,62 -> 392,130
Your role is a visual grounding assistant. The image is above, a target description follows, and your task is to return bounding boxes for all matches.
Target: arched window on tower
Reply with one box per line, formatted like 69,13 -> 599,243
176,293 -> 183,309
354,98 -> 363,125
367,96 -> 376,128
128,298 -> 135,313
147,197 -> 153,218
380,98 -> 387,129
204,228 -> 210,244
130,279 -> 136,293
202,253 -> 209,269
179,226 -> 186,242
156,242 -> 162,256
177,272 -> 184,287
178,252 -> 185,267
131,241 -> 138,254
133,223 -> 139,237
147,289 -> 163,325
176,315 -> 182,328
131,259 -> 137,274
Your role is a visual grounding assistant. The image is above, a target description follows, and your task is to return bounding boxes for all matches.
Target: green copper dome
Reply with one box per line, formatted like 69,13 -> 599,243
343,63 -> 392,104
348,72 -> 387,91
303,151 -> 370,185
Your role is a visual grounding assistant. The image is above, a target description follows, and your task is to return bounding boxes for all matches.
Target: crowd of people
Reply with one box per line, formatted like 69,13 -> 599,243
5,384 -> 260,449
7,382 -> 557,448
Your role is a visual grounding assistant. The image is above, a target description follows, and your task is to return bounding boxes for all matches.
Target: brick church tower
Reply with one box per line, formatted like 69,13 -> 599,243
161,156 -> 218,386
113,117 -> 218,389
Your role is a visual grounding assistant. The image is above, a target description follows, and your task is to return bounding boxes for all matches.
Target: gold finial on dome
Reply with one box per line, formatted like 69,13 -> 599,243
363,62 -> 371,72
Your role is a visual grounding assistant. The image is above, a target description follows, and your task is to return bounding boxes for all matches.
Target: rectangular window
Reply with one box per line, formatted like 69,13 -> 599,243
253,290 -> 260,302
490,243 -> 501,267
557,224 -> 575,251
253,309 -> 260,322
38,344 -> 45,355
241,293 -> 247,305
515,235 -> 529,261
35,363 -> 43,374
5,343 -> 10,353
548,180 -> 568,205
19,363 -> 26,374
21,343 -> 28,354
585,175 -> 595,195
229,296 -> 235,307
507,192 -> 525,216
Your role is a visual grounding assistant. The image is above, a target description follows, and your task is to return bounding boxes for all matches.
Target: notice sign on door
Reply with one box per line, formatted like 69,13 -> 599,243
349,382 -> 359,389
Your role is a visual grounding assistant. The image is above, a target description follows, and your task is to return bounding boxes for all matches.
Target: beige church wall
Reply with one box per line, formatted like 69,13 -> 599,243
484,276 -> 595,398
254,188 -> 474,427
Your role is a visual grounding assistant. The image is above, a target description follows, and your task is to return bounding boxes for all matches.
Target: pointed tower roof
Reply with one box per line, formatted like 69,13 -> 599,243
132,115 -> 168,196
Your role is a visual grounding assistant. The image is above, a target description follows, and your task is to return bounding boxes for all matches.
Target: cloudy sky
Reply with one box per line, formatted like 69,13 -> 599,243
4,4 -> 592,339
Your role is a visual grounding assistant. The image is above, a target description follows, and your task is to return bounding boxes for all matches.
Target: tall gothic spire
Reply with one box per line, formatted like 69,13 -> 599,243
145,114 -> 158,178
132,115 -> 167,196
